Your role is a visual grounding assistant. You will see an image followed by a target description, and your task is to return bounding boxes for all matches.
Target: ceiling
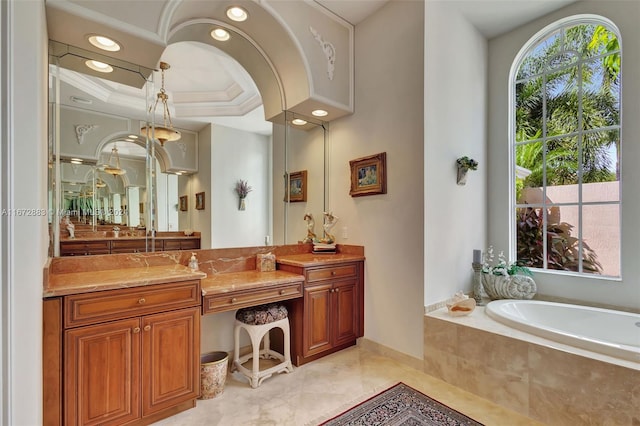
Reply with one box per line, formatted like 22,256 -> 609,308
56,0 -> 578,138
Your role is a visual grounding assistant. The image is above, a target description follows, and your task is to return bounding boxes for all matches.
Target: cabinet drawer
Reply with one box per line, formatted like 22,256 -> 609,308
110,239 -> 147,252
163,239 -> 200,251
306,264 -> 358,283
60,241 -> 110,256
203,283 -> 302,314
64,280 -> 201,328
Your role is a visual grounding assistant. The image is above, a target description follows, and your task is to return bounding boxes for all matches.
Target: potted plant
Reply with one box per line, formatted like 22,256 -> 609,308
456,156 -> 478,185
480,246 -> 536,300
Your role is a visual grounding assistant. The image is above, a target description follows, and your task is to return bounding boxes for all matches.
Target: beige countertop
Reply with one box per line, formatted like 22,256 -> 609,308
276,253 -> 365,268
44,264 -> 206,297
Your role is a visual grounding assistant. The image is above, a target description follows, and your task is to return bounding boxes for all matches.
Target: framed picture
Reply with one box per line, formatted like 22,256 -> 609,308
349,152 -> 387,197
179,195 -> 188,211
195,192 -> 205,210
285,170 -> 307,202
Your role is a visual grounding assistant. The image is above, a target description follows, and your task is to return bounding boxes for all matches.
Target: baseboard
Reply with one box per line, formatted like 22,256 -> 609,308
357,338 -> 423,371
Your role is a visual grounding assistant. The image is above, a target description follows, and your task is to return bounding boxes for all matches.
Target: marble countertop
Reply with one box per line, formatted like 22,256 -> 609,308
201,270 -> 305,296
276,253 -> 365,268
61,235 -> 201,242
44,264 -> 207,297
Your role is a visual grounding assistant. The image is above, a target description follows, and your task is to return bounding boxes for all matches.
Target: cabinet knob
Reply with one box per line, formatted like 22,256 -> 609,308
133,327 -> 140,333
280,289 -> 286,295
230,297 -> 237,304
138,298 -> 146,304
331,271 -> 337,276
335,288 -> 340,292
143,325 -> 151,332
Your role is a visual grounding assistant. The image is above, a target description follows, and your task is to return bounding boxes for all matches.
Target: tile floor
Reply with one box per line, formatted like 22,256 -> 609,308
155,344 -> 542,425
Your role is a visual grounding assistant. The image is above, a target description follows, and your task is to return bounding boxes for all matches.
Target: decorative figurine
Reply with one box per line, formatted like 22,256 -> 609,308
303,213 -> 316,243
321,211 -> 339,244
62,215 -> 75,238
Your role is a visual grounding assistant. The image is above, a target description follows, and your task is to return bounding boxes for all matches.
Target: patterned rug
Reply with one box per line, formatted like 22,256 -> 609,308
320,383 -> 484,426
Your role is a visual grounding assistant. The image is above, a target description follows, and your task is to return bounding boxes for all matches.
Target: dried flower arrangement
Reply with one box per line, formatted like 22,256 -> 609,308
235,179 -> 253,198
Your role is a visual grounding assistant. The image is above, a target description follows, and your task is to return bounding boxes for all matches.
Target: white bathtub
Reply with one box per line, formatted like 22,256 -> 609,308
485,299 -> 640,363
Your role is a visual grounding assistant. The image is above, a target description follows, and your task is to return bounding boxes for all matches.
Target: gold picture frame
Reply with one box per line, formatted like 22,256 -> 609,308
195,192 -> 205,210
179,195 -> 188,211
285,170 -> 307,202
349,152 -> 387,197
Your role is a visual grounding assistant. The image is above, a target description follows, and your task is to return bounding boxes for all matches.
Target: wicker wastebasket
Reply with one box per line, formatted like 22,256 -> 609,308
200,351 -> 229,399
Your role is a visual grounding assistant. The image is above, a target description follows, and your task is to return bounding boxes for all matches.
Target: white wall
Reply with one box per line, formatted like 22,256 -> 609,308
488,1 -> 640,309
424,2 -> 488,306
210,124 -> 271,248
329,0 -> 425,360
3,1 -> 48,424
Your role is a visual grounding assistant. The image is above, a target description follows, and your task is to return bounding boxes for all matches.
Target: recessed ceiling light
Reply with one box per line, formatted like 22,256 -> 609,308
292,118 -> 307,126
226,6 -> 248,22
211,28 -> 230,41
87,35 -> 121,52
312,109 -> 328,117
85,60 -> 113,73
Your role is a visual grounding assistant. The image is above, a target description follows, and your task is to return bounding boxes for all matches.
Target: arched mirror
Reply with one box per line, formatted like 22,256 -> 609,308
48,36 -> 327,256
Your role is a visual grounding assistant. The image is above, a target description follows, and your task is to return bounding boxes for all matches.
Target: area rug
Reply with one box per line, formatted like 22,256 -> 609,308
319,383 -> 484,426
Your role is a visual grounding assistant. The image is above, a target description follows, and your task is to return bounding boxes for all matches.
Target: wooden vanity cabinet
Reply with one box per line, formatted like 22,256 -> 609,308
280,261 -> 364,366
60,240 -> 111,256
49,280 -> 201,426
162,238 -> 200,251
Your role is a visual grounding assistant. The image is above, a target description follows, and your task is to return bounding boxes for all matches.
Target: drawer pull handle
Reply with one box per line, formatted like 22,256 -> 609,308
143,325 -> 151,332
280,289 -> 286,295
138,298 -> 146,304
133,327 -> 141,333
331,271 -> 337,276
335,288 -> 340,292
230,297 -> 237,304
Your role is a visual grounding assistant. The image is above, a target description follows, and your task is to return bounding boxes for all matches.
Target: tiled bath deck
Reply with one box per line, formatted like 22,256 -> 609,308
424,306 -> 639,425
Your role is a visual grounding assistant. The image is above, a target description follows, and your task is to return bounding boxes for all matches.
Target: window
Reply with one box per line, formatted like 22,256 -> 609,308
511,16 -> 621,277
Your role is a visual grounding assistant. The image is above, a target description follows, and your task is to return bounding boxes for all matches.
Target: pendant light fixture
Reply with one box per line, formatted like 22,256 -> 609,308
141,62 -> 181,146
103,145 -> 127,176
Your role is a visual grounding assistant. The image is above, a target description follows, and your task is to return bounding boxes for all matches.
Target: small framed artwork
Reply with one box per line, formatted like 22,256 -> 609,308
349,152 -> 387,197
285,170 -> 307,202
195,192 -> 205,210
179,195 -> 188,211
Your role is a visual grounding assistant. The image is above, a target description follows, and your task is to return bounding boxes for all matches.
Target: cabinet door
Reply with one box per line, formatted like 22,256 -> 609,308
333,279 -> 358,347
65,318 -> 141,426
303,284 -> 332,357
141,307 -> 200,416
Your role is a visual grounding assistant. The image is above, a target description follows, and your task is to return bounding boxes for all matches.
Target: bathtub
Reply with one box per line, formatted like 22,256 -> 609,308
485,299 -> 640,363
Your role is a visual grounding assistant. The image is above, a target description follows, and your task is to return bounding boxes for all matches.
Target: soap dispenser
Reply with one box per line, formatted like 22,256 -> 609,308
188,252 -> 199,271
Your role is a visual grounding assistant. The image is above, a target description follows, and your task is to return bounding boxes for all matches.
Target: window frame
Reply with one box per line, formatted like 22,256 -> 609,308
508,14 -> 623,279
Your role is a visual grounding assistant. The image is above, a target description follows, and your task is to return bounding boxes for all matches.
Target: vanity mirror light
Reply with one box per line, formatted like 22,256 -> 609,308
48,38 -> 327,256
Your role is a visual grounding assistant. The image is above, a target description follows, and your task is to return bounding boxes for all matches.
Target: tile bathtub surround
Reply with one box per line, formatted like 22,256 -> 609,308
153,344 -> 540,426
424,310 -> 640,425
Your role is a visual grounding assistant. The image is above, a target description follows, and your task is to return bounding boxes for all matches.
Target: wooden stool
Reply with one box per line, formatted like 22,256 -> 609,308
232,303 -> 293,388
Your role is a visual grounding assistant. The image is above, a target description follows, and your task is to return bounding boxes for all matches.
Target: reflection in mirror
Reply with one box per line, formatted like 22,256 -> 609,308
48,38 -> 328,257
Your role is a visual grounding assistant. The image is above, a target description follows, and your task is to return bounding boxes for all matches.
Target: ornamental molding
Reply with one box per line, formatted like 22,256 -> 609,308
74,124 -> 98,145
177,142 -> 187,159
309,26 -> 335,81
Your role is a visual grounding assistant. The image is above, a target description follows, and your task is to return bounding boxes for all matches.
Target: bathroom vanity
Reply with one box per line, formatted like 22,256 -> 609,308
42,244 -> 364,426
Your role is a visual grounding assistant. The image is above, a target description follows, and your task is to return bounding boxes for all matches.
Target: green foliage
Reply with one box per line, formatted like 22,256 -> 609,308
516,207 -> 602,274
